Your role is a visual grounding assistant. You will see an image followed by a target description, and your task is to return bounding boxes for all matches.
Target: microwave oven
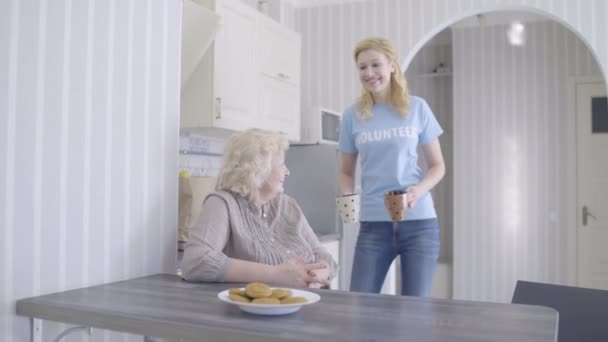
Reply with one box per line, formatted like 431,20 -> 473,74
299,107 -> 341,144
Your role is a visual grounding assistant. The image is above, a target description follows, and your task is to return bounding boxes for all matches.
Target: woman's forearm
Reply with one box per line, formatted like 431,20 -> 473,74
415,139 -> 445,194
416,163 -> 445,194
339,153 -> 358,194
223,259 -> 277,284
339,173 -> 355,194
225,258 -> 329,288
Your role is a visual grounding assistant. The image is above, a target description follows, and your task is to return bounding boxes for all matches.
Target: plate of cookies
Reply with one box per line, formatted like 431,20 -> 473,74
218,282 -> 320,316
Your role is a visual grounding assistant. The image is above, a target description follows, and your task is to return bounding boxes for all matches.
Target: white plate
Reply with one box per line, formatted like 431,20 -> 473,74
217,288 -> 320,316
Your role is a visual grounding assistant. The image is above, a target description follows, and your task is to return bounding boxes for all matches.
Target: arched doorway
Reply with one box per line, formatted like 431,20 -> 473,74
404,9 -> 607,302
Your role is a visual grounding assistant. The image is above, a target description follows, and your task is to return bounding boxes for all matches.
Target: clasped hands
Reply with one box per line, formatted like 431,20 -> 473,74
274,256 -> 330,289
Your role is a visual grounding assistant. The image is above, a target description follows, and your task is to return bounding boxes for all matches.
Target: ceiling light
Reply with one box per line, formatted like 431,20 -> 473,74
507,21 -> 526,46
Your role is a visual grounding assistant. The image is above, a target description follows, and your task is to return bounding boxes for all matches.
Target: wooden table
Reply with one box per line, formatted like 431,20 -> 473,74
16,274 -> 558,342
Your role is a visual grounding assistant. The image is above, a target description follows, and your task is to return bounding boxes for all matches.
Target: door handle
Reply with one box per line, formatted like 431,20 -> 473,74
215,97 -> 222,119
582,205 -> 597,226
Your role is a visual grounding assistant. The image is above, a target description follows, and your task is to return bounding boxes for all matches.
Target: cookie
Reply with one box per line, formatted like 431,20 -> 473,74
251,297 -> 281,304
270,288 -> 292,300
245,282 -> 272,298
229,288 -> 246,296
280,296 -> 307,304
228,288 -> 247,297
229,293 -> 251,303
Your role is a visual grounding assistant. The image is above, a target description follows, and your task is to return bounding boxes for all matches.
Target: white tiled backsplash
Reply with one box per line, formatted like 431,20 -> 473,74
179,132 -> 226,177
180,131 -> 226,154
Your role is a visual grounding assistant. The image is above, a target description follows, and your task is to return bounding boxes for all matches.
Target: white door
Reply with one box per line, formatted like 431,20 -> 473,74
576,81 -> 608,290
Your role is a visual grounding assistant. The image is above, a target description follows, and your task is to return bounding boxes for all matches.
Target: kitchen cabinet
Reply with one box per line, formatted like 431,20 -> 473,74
257,14 -> 301,140
180,0 -> 219,88
258,75 -> 300,139
181,0 -> 301,140
181,0 -> 258,132
257,15 -> 300,86
320,239 -> 340,290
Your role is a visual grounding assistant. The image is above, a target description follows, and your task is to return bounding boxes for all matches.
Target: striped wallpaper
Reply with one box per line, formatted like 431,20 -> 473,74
0,0 -> 180,341
1,0 -> 607,340
295,0 -> 607,132
294,0 -> 607,302
405,36 -> 454,263
452,20 -> 599,302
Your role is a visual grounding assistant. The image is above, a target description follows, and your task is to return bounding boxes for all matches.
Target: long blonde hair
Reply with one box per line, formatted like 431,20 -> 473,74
353,37 -> 410,120
216,128 -> 289,202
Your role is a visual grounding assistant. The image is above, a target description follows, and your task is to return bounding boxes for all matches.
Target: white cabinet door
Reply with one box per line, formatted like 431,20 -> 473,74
320,240 -> 340,290
257,16 -> 301,85
212,0 -> 258,131
180,0 -> 301,138
259,75 -> 300,140
181,0 -> 259,131
256,16 -> 301,140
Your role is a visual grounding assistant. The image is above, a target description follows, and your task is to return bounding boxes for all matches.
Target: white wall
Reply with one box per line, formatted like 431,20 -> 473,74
405,21 -> 599,302
405,36 -> 454,262
452,20 -> 599,302
294,0 -> 607,122
0,0 -> 181,340
294,0 -> 607,303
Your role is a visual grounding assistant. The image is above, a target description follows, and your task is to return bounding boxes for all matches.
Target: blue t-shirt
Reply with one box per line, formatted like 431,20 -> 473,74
338,96 -> 443,221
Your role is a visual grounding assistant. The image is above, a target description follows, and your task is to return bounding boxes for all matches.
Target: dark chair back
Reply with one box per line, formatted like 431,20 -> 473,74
512,280 -> 608,342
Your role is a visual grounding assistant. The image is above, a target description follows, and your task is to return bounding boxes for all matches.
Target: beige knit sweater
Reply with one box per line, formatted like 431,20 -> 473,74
181,191 -> 338,283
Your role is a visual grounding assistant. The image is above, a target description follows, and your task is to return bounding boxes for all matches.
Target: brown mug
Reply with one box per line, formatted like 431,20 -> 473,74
384,190 -> 408,221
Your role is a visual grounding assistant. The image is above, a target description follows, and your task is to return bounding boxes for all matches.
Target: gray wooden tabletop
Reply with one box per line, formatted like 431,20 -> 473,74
16,274 -> 558,342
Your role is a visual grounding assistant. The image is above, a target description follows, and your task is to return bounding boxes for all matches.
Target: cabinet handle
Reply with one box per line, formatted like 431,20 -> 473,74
582,205 -> 597,226
277,72 -> 290,80
215,97 -> 222,119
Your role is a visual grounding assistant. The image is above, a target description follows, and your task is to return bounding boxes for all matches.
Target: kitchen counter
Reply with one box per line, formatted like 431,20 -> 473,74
317,232 -> 340,242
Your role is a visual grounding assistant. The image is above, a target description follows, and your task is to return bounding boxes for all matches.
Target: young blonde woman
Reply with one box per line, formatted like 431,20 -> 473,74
182,129 -> 337,288
339,37 -> 445,296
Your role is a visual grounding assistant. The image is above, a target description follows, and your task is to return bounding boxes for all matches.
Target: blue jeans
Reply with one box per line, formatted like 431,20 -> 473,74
350,219 -> 440,297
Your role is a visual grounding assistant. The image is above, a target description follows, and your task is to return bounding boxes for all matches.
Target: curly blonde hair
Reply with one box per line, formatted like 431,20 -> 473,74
353,37 -> 410,121
216,128 -> 289,201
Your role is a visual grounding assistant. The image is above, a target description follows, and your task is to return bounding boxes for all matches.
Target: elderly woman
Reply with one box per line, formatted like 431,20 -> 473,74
182,128 -> 338,288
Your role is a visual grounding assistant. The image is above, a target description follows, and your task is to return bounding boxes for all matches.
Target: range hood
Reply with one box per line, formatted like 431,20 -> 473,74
181,0 -> 220,87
